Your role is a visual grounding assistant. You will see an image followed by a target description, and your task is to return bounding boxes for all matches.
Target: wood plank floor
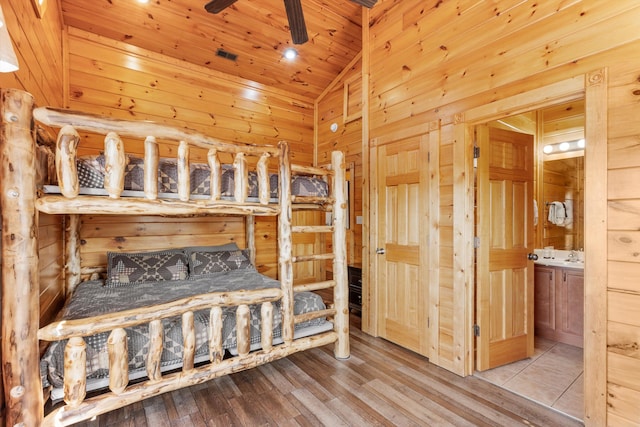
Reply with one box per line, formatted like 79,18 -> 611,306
73,315 -> 582,426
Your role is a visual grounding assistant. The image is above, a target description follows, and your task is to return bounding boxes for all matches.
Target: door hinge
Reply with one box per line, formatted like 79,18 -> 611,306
427,317 -> 430,328
473,324 -> 480,337
473,146 -> 480,159
474,236 -> 480,248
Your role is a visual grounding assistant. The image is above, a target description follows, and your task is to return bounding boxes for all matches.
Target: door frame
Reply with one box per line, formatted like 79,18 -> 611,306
459,70 -> 608,424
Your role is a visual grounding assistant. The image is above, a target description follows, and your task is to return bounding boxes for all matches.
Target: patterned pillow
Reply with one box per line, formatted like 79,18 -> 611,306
187,249 -> 253,278
106,249 -> 189,286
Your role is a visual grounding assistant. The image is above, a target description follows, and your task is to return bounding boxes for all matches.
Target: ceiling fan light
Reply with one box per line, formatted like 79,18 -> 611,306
284,48 -> 297,60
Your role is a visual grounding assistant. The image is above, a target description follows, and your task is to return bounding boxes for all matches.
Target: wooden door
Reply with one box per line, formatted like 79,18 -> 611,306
476,125 -> 535,371
375,138 -> 429,355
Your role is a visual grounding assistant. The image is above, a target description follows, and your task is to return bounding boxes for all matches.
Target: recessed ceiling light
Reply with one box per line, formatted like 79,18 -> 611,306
284,48 -> 297,60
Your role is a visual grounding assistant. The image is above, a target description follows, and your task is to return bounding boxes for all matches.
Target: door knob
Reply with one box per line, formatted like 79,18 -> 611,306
528,253 -> 538,260
376,248 -> 385,255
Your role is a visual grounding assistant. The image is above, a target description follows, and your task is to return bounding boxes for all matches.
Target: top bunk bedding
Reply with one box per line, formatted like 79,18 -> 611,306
42,154 -> 329,201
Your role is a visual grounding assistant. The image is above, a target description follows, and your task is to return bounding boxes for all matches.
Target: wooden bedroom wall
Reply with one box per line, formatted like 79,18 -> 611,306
316,55 -> 363,267
65,27 -> 317,279
364,1 -> 640,424
0,0 -> 65,421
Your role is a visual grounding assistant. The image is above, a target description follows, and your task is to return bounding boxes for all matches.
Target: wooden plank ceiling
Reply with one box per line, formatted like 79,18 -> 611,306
60,0 -> 365,99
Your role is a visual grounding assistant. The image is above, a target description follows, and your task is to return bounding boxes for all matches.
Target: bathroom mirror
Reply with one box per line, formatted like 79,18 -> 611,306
541,155 -> 584,250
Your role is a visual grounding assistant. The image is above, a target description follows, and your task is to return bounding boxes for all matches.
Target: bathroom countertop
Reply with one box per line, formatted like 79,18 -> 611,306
533,249 -> 584,269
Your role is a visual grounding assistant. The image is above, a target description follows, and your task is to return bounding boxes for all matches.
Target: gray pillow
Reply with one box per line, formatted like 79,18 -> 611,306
187,249 -> 253,279
106,249 -> 189,287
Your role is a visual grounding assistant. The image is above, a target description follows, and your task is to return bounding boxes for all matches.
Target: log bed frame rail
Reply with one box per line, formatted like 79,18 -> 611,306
0,88 -> 349,426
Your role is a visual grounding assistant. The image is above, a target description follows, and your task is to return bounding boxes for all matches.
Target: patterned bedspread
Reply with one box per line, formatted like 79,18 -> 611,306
40,269 -> 327,389
76,154 -> 329,198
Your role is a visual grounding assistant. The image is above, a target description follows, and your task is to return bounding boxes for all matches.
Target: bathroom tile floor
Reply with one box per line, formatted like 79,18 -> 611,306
474,337 -> 584,422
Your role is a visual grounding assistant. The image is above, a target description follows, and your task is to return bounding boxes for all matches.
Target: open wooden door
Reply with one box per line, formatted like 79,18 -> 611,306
375,137 -> 429,356
476,125 -> 535,371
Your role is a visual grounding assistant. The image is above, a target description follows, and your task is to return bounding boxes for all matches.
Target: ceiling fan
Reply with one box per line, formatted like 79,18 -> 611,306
204,0 -> 378,45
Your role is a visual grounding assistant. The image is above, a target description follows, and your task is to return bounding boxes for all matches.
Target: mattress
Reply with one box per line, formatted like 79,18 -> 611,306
40,269 -> 330,393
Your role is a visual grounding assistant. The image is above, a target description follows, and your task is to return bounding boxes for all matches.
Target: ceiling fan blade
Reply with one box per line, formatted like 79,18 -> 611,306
204,0 -> 237,14
350,0 -> 378,8
284,0 -> 308,45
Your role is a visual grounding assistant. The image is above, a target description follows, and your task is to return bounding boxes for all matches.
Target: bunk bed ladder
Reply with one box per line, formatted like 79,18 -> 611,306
290,150 -> 350,359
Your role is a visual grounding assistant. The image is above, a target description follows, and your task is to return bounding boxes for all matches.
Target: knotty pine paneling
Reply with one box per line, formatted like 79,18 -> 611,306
61,0 -> 362,100
317,56 -> 363,267
606,54 -> 640,424
78,215 -> 277,279
67,27 -> 314,166
365,1 -> 640,420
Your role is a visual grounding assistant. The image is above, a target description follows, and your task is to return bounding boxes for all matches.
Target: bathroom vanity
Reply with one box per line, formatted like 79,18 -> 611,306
534,252 -> 584,348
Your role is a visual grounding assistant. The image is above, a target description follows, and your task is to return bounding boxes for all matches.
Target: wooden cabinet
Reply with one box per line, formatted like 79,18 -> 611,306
534,266 -> 556,333
534,265 -> 583,348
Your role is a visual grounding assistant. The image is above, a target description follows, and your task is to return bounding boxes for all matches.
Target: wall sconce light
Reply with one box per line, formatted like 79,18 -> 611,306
0,5 -> 19,73
543,139 -> 585,155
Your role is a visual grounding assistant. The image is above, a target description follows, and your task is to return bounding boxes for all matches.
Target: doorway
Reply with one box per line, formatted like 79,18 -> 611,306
473,102 -> 585,421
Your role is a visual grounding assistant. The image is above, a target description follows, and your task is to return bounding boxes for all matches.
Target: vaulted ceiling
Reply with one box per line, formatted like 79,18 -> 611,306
60,0 -> 367,100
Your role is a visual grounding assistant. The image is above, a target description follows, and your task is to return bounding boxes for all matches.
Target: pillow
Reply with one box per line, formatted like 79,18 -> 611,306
106,249 -> 189,286
187,249 -> 253,278
182,242 -> 239,253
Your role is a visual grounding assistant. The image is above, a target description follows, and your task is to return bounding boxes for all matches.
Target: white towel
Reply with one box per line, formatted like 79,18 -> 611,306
548,201 -> 566,226
533,199 -> 538,226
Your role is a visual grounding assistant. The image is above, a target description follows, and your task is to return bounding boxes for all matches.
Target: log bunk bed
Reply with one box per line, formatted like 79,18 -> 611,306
0,89 -> 349,426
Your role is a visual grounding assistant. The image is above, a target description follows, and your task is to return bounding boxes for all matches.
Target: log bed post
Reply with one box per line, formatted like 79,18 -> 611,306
332,150 -> 350,359
0,89 -> 44,426
66,214 -> 82,295
177,141 -> 190,202
143,136 -> 159,200
55,125 -> 80,198
246,214 -> 256,267
103,132 -> 126,199
277,141 -> 294,344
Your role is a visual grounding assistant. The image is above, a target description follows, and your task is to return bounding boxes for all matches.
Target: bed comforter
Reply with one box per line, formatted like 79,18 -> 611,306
40,269 -> 327,389
76,154 -> 329,198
